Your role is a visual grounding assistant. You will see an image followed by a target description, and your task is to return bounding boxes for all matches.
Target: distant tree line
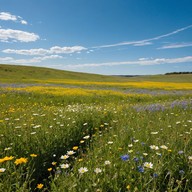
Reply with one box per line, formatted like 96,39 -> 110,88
165,72 -> 192,75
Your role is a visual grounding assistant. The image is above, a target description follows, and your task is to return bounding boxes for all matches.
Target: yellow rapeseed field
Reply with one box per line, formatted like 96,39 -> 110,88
4,86 -> 154,102
31,79 -> 192,90
5,86 -> 126,97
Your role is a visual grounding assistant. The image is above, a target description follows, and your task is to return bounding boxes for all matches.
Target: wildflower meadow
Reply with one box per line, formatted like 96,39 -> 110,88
0,65 -> 191,192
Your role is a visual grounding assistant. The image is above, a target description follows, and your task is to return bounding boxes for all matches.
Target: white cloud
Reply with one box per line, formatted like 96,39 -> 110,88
0,12 -> 28,25
21,20 -> 28,25
0,55 -> 62,64
0,12 -> 17,21
0,57 -> 13,62
94,25 -> 192,48
151,25 -> 192,41
0,28 -> 39,42
50,46 -> 87,54
34,55 -> 63,62
133,42 -> 153,46
2,46 -> 87,55
158,42 -> 192,49
138,57 -> 150,61
66,56 -> 192,68
3,48 -> 50,55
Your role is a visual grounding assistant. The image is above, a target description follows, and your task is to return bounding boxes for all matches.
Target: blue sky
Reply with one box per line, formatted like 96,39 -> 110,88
0,0 -> 192,75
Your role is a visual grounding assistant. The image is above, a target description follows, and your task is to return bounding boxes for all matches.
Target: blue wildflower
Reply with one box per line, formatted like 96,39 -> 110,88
133,157 -> 139,162
141,142 -> 145,146
137,166 -> 144,173
153,173 -> 158,178
121,154 -> 130,161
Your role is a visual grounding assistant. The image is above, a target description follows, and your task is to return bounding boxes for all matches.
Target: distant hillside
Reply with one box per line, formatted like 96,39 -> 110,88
0,64 -> 192,83
0,64 -> 123,83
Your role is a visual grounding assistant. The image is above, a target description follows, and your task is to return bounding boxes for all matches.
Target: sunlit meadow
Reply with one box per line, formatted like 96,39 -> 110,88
0,66 -> 191,191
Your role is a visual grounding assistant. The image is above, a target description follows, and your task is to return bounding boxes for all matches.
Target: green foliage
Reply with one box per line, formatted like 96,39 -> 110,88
52,106 -> 192,192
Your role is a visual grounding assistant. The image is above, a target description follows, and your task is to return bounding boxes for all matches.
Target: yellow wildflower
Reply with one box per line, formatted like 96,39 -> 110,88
47,167 -> 52,172
14,158 -> 28,165
30,154 -> 38,157
126,185 -> 131,190
37,183 -> 44,189
72,146 -> 78,150
0,159 -> 4,163
52,162 -> 57,166
0,156 -> 14,163
4,156 -> 14,161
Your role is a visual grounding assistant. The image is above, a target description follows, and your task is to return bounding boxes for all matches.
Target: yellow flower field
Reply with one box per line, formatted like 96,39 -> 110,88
31,79 -> 192,90
5,86 -> 148,97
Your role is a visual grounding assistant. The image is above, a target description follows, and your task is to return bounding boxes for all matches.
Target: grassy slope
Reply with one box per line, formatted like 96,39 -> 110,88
0,64 -> 192,83
0,64 -> 124,83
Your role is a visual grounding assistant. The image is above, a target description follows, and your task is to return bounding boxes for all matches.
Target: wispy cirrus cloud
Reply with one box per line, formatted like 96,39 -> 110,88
133,42 -> 153,46
158,42 -> 192,49
93,25 -> 192,48
66,56 -> 192,68
0,55 -> 63,64
0,28 -> 39,42
2,46 -> 87,55
0,12 -> 28,25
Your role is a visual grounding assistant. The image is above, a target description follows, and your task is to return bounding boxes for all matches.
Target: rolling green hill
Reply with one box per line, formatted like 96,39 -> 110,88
0,64 -> 192,83
0,64 -> 123,83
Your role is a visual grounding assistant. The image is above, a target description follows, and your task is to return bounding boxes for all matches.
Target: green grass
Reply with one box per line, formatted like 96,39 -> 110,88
0,64 -> 125,83
0,64 -> 191,191
52,106 -> 192,192
1,64 -> 192,83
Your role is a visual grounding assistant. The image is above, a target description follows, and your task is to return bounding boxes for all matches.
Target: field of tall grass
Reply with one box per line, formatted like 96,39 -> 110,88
0,65 -> 191,191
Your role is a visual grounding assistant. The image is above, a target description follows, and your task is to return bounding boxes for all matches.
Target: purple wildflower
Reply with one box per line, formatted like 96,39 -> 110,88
141,142 -> 145,146
153,173 -> 158,178
121,154 -> 130,161
133,157 -> 139,162
137,166 -> 144,173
